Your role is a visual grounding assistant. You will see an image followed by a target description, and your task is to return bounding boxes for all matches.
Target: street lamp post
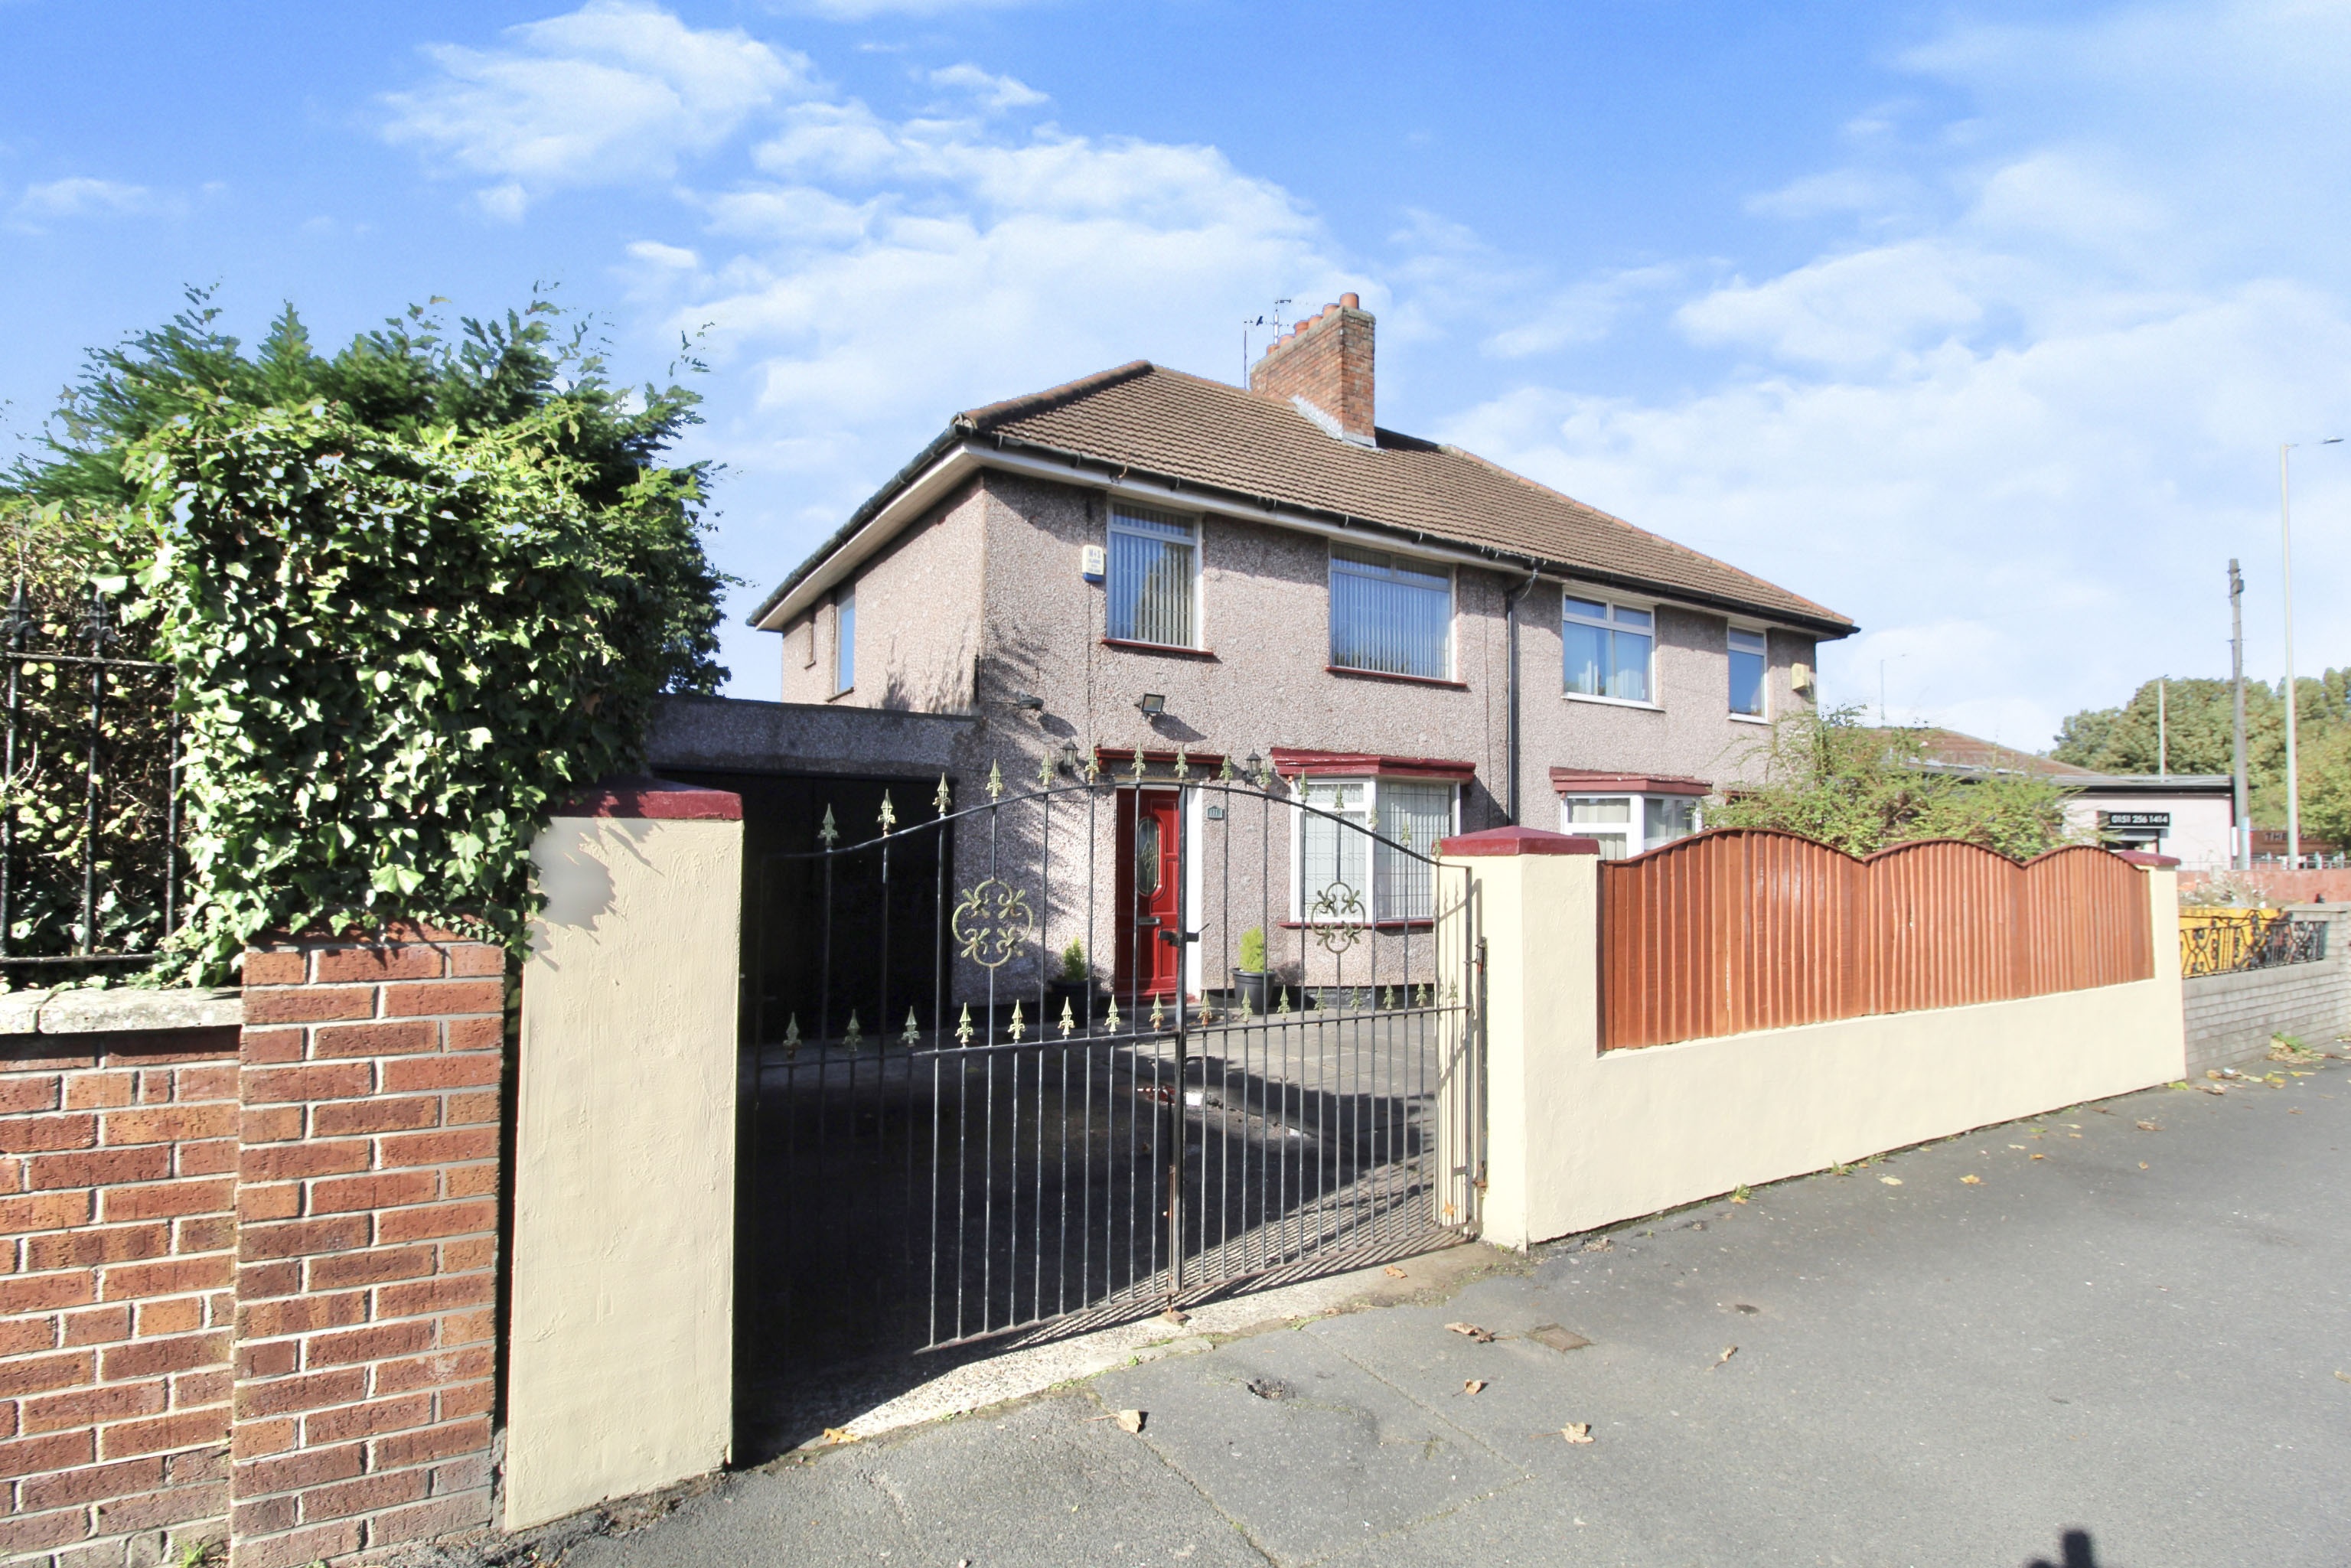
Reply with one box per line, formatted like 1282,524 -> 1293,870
2281,438 -> 2341,871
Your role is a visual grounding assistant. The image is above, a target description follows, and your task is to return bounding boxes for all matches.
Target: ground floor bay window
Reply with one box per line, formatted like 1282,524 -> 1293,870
1549,769 -> 1710,860
1274,750 -> 1471,924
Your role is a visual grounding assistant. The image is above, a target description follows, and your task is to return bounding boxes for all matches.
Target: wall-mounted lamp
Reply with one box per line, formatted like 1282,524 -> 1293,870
1058,738 -> 1082,775
1135,693 -> 1167,719
1244,751 -> 1264,781
1010,691 -> 1045,712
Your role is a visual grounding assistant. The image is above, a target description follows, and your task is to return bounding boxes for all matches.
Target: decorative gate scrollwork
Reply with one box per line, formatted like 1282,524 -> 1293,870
951,877 -> 1033,969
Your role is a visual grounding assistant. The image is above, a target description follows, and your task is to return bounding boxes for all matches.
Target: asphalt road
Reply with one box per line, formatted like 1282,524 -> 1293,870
562,1055 -> 2351,1567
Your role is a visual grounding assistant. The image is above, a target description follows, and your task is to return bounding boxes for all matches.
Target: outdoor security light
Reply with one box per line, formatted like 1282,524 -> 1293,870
1010,691 -> 1045,711
1136,693 -> 1167,718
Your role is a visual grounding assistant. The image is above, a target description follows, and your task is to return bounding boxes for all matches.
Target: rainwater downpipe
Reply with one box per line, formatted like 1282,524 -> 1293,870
1502,562 -> 1541,824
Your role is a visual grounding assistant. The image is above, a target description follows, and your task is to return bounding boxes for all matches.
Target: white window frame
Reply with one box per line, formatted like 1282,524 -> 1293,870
1105,504 -> 1205,650
1288,776 -> 1462,924
1326,544 -> 1456,681
1557,792 -> 1704,860
833,582 -> 856,696
1561,590 -> 1660,709
1727,624 -> 1769,723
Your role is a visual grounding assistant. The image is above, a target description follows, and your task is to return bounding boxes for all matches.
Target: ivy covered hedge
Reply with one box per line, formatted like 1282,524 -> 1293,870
9,295 -> 728,983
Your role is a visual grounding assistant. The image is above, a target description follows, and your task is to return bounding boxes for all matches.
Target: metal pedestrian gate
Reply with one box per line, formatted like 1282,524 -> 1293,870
735,754 -> 1483,1385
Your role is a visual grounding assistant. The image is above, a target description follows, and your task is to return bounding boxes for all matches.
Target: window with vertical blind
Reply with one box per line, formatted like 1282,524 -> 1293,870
1560,793 -> 1700,859
1329,545 -> 1452,679
1296,777 -> 1459,922
1106,506 -> 1198,647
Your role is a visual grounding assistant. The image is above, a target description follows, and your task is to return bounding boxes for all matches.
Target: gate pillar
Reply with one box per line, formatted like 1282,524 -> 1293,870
507,779 -> 742,1530
1436,827 -> 1601,1251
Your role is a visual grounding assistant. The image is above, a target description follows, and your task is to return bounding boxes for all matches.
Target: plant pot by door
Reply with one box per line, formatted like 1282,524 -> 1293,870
1231,969 -> 1270,1014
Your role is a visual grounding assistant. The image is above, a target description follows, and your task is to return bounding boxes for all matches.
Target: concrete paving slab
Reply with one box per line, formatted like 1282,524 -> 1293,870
561,1391 -> 1262,1568
1093,1328 -> 1524,1566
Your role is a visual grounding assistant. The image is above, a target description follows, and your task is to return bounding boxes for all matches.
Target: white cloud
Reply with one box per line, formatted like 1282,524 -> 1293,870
383,0 -> 809,212
626,238 -> 702,269
12,177 -> 169,222
924,63 -> 1048,113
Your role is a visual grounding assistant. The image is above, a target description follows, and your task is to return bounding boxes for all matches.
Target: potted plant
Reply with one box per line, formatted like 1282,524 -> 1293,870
1049,940 -> 1095,1022
1233,926 -> 1271,1014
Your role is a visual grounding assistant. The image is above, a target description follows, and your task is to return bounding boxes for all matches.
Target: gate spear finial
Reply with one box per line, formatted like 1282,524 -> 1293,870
878,791 -> 896,834
934,773 -> 952,817
986,759 -> 1005,801
817,805 -> 838,849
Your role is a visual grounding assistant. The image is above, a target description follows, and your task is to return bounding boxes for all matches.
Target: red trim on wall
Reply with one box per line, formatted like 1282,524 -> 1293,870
1550,767 -> 1712,797
561,774 -> 744,821
1101,637 -> 1220,660
2114,849 -> 2181,868
1270,746 -> 1478,782
1325,665 -> 1471,691
1092,745 -> 1229,771
1437,826 -> 1601,857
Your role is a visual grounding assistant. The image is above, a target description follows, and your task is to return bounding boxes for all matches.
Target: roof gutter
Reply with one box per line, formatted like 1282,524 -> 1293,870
748,431 -> 980,630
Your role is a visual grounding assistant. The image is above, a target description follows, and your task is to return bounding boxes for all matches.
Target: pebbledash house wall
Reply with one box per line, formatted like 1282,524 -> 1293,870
768,469 -> 1814,999
776,468 -> 1815,813
2,936 -> 506,1568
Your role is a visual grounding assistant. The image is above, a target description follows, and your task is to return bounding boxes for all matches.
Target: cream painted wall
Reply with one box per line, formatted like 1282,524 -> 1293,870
1462,849 -> 2186,1249
508,816 -> 743,1530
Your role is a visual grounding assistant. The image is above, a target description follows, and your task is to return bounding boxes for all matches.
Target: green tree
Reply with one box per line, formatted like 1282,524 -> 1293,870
5,290 -> 732,982
2050,672 -> 2351,828
1710,706 -> 2081,860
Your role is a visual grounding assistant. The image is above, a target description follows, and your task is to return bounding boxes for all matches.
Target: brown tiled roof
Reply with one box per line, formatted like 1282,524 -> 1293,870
753,360 -> 1854,633
1907,729 -> 2100,777
967,363 -> 1852,634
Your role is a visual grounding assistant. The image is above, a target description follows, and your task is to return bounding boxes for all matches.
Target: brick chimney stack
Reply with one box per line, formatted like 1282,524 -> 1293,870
1251,292 -> 1375,445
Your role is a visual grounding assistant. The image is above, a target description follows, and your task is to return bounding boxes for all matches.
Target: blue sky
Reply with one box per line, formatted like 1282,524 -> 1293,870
6,0 -> 2349,748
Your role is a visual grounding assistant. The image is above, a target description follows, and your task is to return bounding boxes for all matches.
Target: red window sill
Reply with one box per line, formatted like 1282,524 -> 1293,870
1102,637 -> 1218,660
1326,665 -> 1468,690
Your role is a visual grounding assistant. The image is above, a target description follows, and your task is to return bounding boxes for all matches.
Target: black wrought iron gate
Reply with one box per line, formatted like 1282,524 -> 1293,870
736,755 -> 1482,1384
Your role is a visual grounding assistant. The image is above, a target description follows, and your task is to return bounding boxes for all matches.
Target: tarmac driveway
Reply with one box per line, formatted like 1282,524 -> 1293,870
559,1055 -> 2351,1567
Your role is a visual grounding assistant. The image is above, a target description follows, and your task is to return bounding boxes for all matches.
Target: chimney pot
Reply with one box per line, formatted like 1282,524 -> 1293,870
1249,290 -> 1376,443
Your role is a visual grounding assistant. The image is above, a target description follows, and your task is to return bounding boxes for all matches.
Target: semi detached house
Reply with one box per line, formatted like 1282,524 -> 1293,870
739,295 -> 1854,998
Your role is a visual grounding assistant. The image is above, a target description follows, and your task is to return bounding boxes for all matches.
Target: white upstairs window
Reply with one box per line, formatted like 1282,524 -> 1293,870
1329,546 -> 1452,679
1729,627 -> 1767,718
1564,595 -> 1654,703
1106,506 -> 1199,647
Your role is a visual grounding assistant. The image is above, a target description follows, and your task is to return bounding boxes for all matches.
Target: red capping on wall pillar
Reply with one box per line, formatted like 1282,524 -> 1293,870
556,774 -> 742,821
2114,850 -> 2182,869
1437,826 -> 1602,857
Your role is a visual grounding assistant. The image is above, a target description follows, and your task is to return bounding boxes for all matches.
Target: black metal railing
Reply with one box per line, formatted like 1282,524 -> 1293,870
2180,914 -> 2326,978
0,582 -> 180,979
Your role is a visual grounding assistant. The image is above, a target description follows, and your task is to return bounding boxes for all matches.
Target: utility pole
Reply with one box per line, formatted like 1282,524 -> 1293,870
2230,559 -> 2249,869
2280,439 -> 2338,868
2157,677 -> 2168,778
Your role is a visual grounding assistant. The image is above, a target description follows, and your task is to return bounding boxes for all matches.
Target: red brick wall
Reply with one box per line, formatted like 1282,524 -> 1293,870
2,1026 -> 241,1566
233,935 -> 506,1568
1250,298 -> 1376,440
1,932 -> 508,1568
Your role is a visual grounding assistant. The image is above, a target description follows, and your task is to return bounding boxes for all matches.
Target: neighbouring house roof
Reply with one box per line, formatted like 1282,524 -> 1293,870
750,362 -> 1855,637
1901,728 -> 2233,794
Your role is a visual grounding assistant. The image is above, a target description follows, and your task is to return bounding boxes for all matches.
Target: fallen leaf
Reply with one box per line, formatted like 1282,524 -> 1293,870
1383,1266 -> 1407,1279
1162,1306 -> 1190,1326
1880,1176 -> 1903,1186
1446,1321 -> 1496,1343
1244,1378 -> 1290,1401
1580,1237 -> 1612,1253
2010,1144 -> 2029,1150
1711,1345 -> 1737,1368
1562,1423 -> 1596,1444
2136,1121 -> 2161,1132
2208,1070 -> 2224,1080
2335,1371 -> 2351,1385
2030,1153 -> 2046,1160
1115,1410 -> 1146,1434
1463,1379 -> 1487,1395
1961,1175 -> 1982,1185
2291,1107 -> 2303,1114
2201,1084 -> 2227,1095
2140,1162 -> 2150,1169
1528,1323 -> 1593,1353
821,1427 -> 859,1446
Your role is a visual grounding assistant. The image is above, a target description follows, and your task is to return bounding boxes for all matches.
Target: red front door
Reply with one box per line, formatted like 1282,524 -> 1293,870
1115,789 -> 1183,998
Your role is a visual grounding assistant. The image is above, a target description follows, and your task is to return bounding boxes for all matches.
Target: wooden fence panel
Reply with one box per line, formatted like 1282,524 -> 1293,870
1599,830 -> 2155,1050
